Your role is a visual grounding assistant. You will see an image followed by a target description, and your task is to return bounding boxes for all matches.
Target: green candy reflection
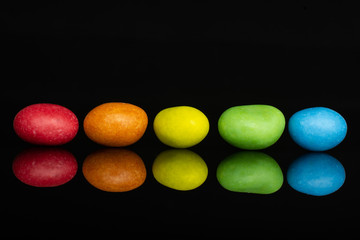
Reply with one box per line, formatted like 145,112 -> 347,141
216,151 -> 283,194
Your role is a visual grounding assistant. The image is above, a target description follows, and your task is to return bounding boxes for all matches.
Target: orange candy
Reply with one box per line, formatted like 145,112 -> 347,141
83,102 -> 148,147
82,148 -> 146,192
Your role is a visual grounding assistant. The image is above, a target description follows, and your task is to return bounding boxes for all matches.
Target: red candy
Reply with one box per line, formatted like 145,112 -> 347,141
13,103 -> 79,145
12,148 -> 78,187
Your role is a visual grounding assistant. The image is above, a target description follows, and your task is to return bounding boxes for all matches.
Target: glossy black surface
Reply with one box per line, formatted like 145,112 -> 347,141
2,1 -> 360,237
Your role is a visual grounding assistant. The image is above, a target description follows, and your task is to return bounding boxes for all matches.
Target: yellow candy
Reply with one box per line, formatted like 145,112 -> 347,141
152,149 -> 208,191
153,106 -> 209,148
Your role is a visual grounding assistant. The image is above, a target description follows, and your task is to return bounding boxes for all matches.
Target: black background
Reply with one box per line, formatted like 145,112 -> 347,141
1,1 -> 360,238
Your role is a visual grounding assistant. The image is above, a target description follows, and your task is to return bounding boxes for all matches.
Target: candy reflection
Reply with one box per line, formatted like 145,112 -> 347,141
287,153 -> 345,196
216,151 -> 283,194
152,149 -> 208,191
12,148 -> 78,187
82,148 -> 146,192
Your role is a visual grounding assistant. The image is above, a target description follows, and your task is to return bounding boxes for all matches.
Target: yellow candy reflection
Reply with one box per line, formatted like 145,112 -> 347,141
152,149 -> 208,191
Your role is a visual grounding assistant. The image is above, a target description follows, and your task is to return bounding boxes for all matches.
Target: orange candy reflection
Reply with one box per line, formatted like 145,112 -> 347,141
82,148 -> 146,192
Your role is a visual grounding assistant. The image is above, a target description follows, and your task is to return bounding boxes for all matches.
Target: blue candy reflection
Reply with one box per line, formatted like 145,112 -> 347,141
287,153 -> 345,196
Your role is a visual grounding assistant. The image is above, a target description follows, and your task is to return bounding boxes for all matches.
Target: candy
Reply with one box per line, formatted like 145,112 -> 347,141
83,102 -> 148,147
216,151 -> 283,194
82,148 -> 146,192
288,107 -> 347,151
12,148 -> 78,187
152,149 -> 208,191
287,153 -> 345,196
153,106 -> 209,148
13,103 -> 79,145
218,105 -> 285,150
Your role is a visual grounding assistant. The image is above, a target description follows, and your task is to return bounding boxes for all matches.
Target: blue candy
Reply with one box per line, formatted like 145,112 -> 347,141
287,153 -> 346,196
288,107 -> 347,151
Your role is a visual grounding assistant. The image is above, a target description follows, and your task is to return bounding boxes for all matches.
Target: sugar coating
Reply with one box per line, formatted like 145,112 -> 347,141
153,106 -> 209,148
218,105 -> 285,150
288,107 -> 347,151
13,103 -> 79,145
83,102 -> 148,147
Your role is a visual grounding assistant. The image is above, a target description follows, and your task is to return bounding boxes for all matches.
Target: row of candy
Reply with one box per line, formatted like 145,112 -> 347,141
13,102 -> 347,151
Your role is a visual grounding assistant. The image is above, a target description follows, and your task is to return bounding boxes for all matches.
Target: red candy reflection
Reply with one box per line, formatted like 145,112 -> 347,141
12,148 -> 78,187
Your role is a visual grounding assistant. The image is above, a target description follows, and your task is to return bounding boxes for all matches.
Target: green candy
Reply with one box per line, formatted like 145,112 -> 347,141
218,105 -> 285,150
216,151 -> 283,194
